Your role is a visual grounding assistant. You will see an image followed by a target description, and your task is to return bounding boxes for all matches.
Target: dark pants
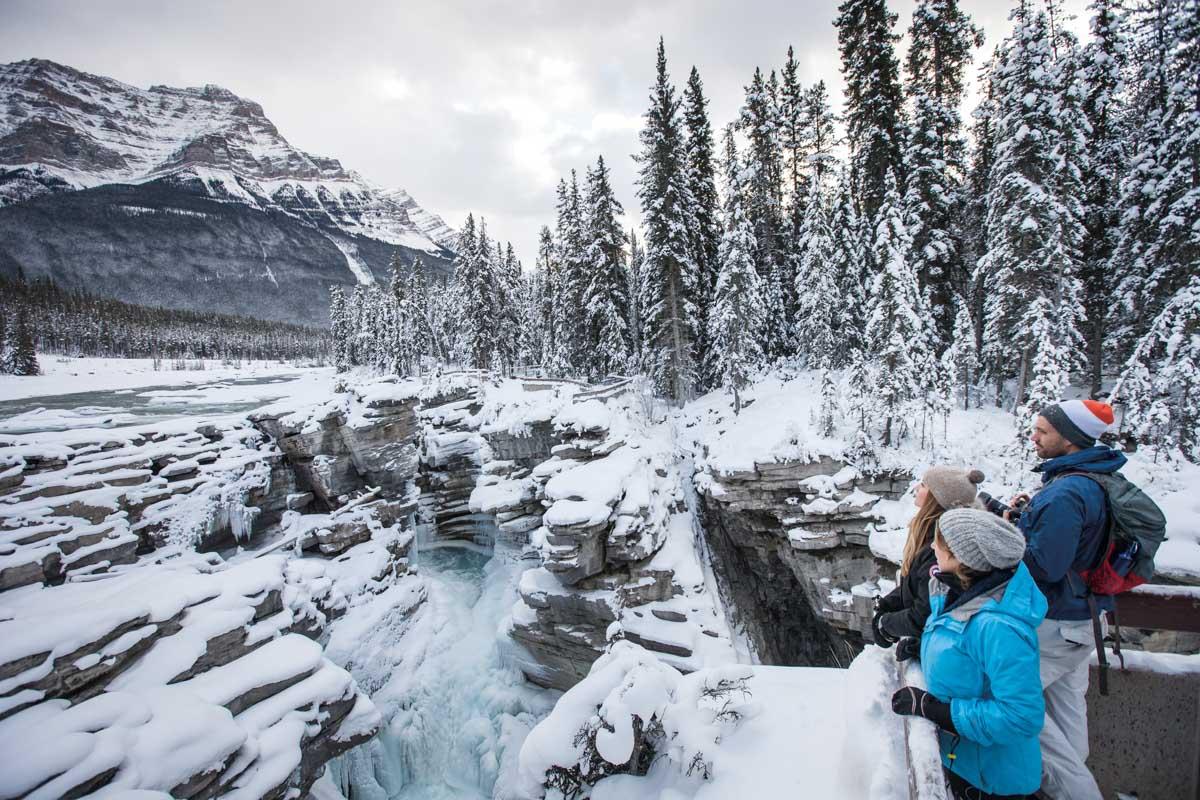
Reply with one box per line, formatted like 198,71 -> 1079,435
946,768 -> 1030,800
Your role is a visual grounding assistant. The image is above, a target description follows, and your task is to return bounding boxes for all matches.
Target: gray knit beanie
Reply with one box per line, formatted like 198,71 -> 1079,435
922,466 -> 985,510
938,508 -> 1027,571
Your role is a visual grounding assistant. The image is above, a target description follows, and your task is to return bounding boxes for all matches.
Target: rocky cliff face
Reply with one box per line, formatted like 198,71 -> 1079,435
0,58 -> 455,326
0,378 -> 428,798
447,386 -> 738,692
698,457 -> 910,666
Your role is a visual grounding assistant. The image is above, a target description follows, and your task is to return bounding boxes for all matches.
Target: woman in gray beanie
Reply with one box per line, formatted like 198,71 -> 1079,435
890,509 -> 1048,799
872,467 -> 985,659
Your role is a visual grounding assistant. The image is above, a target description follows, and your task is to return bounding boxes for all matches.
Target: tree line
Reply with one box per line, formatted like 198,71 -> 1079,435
0,272 -> 328,373
333,0 -> 1197,462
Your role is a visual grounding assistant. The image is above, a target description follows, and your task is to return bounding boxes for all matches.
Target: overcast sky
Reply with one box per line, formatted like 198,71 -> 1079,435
2,0 -> 1090,264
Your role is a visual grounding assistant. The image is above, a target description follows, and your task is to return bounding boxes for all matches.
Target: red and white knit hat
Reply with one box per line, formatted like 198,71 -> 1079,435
1041,399 -> 1114,447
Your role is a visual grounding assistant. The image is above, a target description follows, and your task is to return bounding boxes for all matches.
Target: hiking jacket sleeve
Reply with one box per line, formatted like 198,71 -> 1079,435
948,616 -> 1044,746
1020,480 -> 1089,585
878,548 -> 937,640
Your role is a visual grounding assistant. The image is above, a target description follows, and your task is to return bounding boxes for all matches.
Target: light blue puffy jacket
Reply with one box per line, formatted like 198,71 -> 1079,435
920,561 -> 1048,796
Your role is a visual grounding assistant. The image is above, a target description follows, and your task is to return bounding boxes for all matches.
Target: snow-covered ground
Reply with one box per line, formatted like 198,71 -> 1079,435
0,355 -> 327,402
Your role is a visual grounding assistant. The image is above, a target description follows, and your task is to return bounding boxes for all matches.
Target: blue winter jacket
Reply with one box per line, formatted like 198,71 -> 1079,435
1019,446 -> 1126,620
921,562 -> 1047,796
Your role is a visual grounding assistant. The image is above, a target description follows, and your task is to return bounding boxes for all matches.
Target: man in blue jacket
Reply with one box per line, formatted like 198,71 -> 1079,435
1007,398 -> 1122,800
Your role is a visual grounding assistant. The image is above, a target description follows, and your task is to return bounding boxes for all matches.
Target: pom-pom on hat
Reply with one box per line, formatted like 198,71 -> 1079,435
1040,399 -> 1115,448
922,466 -> 985,510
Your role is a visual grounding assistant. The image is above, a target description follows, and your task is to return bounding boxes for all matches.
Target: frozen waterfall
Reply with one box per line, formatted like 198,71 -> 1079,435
324,538 -> 556,800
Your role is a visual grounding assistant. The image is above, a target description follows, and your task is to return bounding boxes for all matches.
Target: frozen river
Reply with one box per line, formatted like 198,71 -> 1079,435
0,368 -> 332,434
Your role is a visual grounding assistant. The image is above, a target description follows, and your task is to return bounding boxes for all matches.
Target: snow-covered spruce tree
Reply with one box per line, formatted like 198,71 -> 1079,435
1112,0 -> 1199,364
790,80 -> 841,367
406,258 -> 433,370
556,173 -> 589,373
453,213 -> 480,366
683,66 -> 722,386
831,165 -> 870,365
1079,0 -> 1128,396
903,0 -> 983,351
979,5 -> 1088,424
13,310 -> 39,376
739,67 -> 790,362
942,297 -> 980,410
0,318 -> 10,375
1116,274 -> 1200,461
498,241 -> 523,374
635,38 -> 701,404
532,227 -> 556,372
965,51 -> 998,398
865,170 -> 931,446
836,0 -> 907,226
780,46 -> 810,252
460,215 -> 504,370
709,130 -> 766,415
793,169 -> 839,370
627,230 -> 644,364
328,286 -> 351,372
817,368 -> 838,437
582,156 -> 631,378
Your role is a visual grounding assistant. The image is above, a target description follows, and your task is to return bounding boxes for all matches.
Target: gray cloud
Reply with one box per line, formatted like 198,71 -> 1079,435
1,0 -> 1089,264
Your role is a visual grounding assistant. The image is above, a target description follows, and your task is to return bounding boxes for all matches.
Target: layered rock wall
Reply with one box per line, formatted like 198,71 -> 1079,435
699,457 -> 909,666
0,377 -> 427,798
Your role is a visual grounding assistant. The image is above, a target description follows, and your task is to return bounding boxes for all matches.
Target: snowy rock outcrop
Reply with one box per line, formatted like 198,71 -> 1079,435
474,389 -> 737,691
0,58 -> 455,326
0,545 -> 403,799
0,377 -> 435,798
516,641 -> 936,800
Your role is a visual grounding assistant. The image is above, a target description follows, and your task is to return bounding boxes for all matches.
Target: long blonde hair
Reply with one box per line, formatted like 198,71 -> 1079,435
901,490 -> 945,575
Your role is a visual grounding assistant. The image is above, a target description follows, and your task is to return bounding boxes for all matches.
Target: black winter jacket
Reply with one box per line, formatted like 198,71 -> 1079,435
876,544 -> 938,641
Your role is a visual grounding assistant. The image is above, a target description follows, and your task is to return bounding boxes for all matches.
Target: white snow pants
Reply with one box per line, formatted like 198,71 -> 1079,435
1036,619 -> 1103,800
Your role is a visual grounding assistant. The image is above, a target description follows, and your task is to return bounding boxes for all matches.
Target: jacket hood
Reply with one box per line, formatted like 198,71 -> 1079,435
1036,445 -> 1127,480
932,562 -> 1047,628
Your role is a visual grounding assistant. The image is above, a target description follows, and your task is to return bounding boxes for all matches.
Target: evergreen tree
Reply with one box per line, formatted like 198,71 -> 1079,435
942,297 -> 980,410
556,173 -> 588,372
965,51 -> 998,391
534,226 -> 560,373
582,156 -> 632,377
1113,0 -> 1199,365
1116,275 -> 1200,460
1079,0 -> 1128,396
635,38 -> 701,403
866,170 -> 930,445
903,0 -> 983,350
739,67 -> 789,360
780,46 -> 810,226
793,170 -> 839,369
831,166 -> 870,364
407,258 -> 432,370
8,309 -> 38,376
328,286 -> 351,372
980,5 -> 1088,423
709,130 -> 766,414
836,0 -> 907,224
627,230 -> 644,363
682,66 -> 722,385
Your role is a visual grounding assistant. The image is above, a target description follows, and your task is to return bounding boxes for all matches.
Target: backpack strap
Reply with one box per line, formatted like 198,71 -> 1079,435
1058,470 -> 1127,693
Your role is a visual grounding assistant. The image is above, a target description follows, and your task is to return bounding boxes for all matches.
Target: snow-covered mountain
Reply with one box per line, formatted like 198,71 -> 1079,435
0,59 -> 455,326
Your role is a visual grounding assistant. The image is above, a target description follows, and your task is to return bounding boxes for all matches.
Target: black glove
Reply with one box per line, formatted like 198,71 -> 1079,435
890,687 -> 956,733
871,608 -> 899,648
896,636 -> 921,662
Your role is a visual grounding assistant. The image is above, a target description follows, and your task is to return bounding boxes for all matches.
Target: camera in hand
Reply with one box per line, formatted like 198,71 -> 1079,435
978,491 -> 1027,523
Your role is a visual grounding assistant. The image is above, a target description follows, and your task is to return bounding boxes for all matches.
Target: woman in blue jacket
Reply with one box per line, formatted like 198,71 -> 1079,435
890,508 -> 1047,800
